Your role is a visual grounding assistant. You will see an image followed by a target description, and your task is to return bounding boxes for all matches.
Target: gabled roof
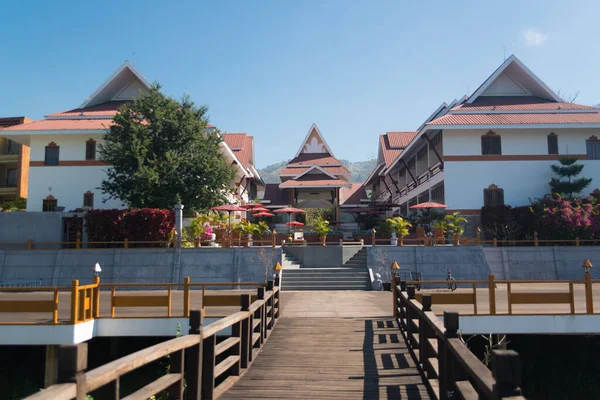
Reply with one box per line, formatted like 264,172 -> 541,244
340,183 -> 367,205
292,165 -> 338,180
80,61 -> 152,108
2,118 -> 113,131
287,153 -> 344,167
221,133 -> 259,181
262,183 -> 292,206
427,112 -> 600,126
467,55 -> 562,104
293,123 -> 335,158
46,101 -> 129,119
0,116 -> 32,128
279,166 -> 349,176
451,96 -> 595,112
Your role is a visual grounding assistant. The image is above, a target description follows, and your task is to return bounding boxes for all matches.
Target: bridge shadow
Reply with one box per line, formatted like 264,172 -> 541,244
359,318 -> 425,399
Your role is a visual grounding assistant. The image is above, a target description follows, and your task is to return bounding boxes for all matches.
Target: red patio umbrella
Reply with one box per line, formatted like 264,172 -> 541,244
409,202 -> 448,209
252,207 -> 270,213
274,206 -> 306,230
210,204 -> 246,232
253,212 -> 275,217
242,203 -> 261,209
286,221 -> 305,227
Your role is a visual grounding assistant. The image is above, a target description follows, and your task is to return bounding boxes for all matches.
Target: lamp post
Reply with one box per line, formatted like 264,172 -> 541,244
274,261 -> 282,287
583,258 -> 594,314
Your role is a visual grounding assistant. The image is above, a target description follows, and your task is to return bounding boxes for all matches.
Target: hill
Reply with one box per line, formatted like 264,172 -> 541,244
258,159 -> 377,184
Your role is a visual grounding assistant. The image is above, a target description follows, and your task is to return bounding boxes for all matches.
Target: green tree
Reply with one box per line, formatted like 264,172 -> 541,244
549,157 -> 592,198
99,84 -> 235,211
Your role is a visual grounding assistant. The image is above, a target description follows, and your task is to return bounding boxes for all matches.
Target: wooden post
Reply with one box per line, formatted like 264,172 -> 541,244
93,276 -> 100,318
493,237 -> 497,247
419,295 -> 432,364
201,335 -> 216,399
576,237 -> 580,247
439,312 -> 459,400
392,275 -> 400,317
267,281 -> 275,330
491,350 -> 522,398
110,286 -> 116,318
57,343 -> 88,400
124,238 -> 129,249
585,271 -> 594,314
183,276 -> 191,317
372,229 -> 376,247
27,239 -> 33,250
272,230 -> 277,248
168,348 -> 185,399
167,285 -> 172,317
231,321 -> 243,375
71,280 -> 79,324
76,232 -> 81,249
533,231 -> 539,247
44,345 -> 59,388
53,288 -> 60,324
240,295 -> 251,369
475,227 -> 481,246
186,309 -> 203,400
488,274 -> 496,315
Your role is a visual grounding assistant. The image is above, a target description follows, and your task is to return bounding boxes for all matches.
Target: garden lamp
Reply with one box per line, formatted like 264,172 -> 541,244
583,258 -> 593,275
274,261 -> 282,272
94,262 -> 102,277
391,261 -> 400,276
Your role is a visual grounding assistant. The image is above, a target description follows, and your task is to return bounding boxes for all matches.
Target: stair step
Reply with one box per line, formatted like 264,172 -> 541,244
283,286 -> 370,291
284,278 -> 369,283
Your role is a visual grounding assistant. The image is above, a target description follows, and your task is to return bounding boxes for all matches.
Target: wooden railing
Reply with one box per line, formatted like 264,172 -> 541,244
0,277 -> 268,325
394,278 -> 525,400
402,273 -> 599,316
24,282 -> 281,400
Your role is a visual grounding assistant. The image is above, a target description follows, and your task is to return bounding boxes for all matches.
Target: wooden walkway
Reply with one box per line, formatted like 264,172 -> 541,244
221,292 -> 431,399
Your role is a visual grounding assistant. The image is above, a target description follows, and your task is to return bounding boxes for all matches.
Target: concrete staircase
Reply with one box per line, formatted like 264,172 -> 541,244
281,248 -> 371,291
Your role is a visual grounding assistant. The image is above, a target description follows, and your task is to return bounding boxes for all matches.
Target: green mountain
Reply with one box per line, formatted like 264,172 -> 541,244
258,159 -> 377,184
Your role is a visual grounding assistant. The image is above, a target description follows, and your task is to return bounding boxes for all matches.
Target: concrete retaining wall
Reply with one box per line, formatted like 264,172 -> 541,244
283,246 -> 362,268
0,212 -> 65,247
367,246 -> 491,284
0,247 -> 282,287
483,247 -> 600,280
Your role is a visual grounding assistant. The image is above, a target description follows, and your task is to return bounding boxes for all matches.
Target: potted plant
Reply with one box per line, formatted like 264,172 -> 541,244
251,221 -> 270,245
189,218 -> 205,247
233,221 -> 254,247
313,216 -> 330,246
386,217 -> 412,246
445,212 -> 467,245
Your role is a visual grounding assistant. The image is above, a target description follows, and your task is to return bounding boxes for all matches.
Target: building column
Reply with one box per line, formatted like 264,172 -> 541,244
335,188 -> 340,223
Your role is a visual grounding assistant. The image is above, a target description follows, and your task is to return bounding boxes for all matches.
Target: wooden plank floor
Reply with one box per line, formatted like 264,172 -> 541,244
221,291 -> 431,399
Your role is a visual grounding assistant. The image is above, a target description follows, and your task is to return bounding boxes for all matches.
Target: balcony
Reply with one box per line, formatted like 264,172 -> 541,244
0,186 -> 17,195
0,154 -> 18,164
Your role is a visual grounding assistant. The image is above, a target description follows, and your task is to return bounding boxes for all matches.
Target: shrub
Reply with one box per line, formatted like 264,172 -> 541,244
85,209 -> 175,245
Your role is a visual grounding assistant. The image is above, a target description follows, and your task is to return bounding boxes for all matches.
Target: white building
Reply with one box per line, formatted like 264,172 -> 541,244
366,55 -> 600,227
2,62 -> 262,211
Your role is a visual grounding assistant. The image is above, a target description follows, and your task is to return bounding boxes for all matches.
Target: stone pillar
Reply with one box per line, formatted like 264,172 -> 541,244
175,202 -> 184,249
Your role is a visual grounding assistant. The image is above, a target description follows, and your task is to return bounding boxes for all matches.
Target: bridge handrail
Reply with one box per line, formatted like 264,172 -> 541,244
23,282 -> 281,400
400,273 -> 597,316
393,280 -> 525,399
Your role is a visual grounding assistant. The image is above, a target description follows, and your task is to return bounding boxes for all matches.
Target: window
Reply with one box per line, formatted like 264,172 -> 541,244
45,142 -> 59,166
430,132 -> 442,146
6,169 -> 17,187
547,133 -> 558,155
587,136 -> 600,160
86,139 -> 96,160
7,140 -> 18,155
42,195 -> 57,212
417,146 -> 427,160
481,131 -> 501,155
483,184 -> 504,207
83,191 -> 94,208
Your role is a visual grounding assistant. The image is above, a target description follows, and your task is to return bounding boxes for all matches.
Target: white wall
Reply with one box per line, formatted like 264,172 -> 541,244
444,159 -> 600,209
30,134 -> 105,161
28,165 -> 123,211
443,128 -> 600,156
442,128 -> 600,209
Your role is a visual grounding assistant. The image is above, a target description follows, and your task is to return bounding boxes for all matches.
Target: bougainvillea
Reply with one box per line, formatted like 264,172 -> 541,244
538,197 -> 598,240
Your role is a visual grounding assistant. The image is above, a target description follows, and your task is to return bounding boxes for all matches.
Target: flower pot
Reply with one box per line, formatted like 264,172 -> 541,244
382,282 -> 392,291
399,236 -> 404,247
453,234 -> 460,246
320,235 -> 326,246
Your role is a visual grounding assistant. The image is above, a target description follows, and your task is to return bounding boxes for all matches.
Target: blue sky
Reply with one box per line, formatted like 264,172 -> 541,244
1,0 -> 599,168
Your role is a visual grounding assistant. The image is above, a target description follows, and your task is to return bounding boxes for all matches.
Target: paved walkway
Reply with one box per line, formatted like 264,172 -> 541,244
221,291 -> 431,399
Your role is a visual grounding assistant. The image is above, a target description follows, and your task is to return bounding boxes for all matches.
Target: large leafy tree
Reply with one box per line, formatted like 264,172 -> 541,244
549,157 -> 592,198
99,84 -> 235,211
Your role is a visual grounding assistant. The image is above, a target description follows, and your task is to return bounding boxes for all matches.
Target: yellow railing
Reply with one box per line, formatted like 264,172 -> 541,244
0,277 -> 270,325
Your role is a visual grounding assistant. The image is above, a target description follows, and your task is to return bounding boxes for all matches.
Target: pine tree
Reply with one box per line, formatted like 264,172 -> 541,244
99,84 -> 235,211
549,157 -> 592,198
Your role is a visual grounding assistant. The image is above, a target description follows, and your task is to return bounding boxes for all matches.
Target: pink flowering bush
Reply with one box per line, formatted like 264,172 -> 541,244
201,225 -> 214,241
537,196 -> 599,240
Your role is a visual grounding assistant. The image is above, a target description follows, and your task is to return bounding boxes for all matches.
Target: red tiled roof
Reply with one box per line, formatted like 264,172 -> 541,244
222,133 -> 253,169
452,96 -> 596,112
386,131 -> 417,147
287,153 -> 343,166
46,101 -> 129,118
340,183 -> 367,205
2,118 -> 114,131
428,112 -> 600,126
279,166 -> 350,176
221,133 -> 247,149
279,178 -> 351,188
0,117 -> 32,128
